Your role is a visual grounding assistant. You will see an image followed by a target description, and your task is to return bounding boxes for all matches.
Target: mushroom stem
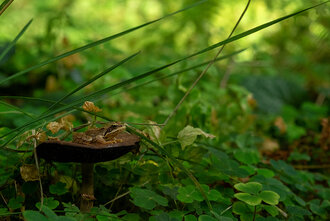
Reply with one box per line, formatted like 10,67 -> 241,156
80,163 -> 95,212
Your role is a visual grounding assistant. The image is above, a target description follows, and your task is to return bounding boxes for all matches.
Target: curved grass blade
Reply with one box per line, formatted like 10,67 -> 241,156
0,2 -> 327,142
0,50 -> 244,124
110,49 -> 247,95
0,51 -> 143,140
74,1 -> 329,104
0,0 -> 207,85
43,51 -> 140,114
0,100 -> 35,118
0,19 -> 33,63
0,0 -> 13,16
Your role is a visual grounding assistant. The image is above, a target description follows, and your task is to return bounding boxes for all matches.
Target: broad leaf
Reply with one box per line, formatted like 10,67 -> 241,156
234,193 -> 262,206
130,187 -> 168,210
177,125 -> 215,149
49,182 -> 68,196
259,191 -> 280,205
234,182 -> 263,195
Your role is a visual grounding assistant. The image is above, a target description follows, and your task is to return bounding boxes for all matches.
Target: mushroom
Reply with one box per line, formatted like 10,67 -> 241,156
36,131 -> 140,212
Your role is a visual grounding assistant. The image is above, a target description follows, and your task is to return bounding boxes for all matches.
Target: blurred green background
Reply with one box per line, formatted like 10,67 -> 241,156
0,0 -> 329,131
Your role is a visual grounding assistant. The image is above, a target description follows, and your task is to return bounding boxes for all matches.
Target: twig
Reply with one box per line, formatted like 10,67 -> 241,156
276,206 -> 288,218
0,192 -> 8,207
0,0 -> 14,16
163,0 -> 251,126
315,93 -> 325,106
32,129 -> 44,211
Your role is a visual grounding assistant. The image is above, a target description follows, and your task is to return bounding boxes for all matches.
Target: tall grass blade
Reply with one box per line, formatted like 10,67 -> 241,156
0,101 -> 35,118
43,51 -> 140,114
0,19 -> 33,63
111,49 -> 246,94
0,2 -> 326,142
0,0 -> 207,85
0,0 -> 13,16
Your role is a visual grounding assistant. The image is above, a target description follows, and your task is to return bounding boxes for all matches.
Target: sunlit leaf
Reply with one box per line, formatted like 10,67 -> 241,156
234,193 -> 262,206
259,190 -> 280,205
234,182 -> 262,195
177,125 -> 215,149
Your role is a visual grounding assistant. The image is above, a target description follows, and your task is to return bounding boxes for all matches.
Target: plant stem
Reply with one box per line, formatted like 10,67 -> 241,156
80,163 -> 95,212
253,206 -> 256,221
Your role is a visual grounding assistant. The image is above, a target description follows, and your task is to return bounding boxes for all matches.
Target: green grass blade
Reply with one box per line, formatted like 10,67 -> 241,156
0,100 -> 35,118
0,2 -> 327,142
0,19 -> 33,63
0,96 -> 113,122
0,0 -> 13,16
111,49 -> 246,94
0,50 -> 243,124
43,51 -> 140,114
192,1 -> 329,57
0,0 -> 207,85
78,2 -> 328,103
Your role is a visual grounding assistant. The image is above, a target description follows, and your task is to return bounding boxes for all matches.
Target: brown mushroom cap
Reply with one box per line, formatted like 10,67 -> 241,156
37,132 -> 140,163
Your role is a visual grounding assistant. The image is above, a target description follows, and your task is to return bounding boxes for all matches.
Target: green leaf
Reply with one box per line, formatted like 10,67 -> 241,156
49,182 -> 68,196
257,168 -> 275,178
234,149 -> 260,165
286,123 -> 306,142
211,156 -> 249,178
185,214 -> 197,221
207,189 -> 223,201
234,193 -> 262,206
259,191 -> 280,205
41,206 -> 57,220
233,202 -> 254,215
177,125 -> 215,149
234,182 -> 263,195
177,185 -> 203,203
129,187 -> 168,210
262,205 -> 279,217
286,205 -> 312,217
287,152 -> 311,162
36,197 -> 60,210
23,210 -> 48,221
198,215 -> 218,221
8,196 -> 24,210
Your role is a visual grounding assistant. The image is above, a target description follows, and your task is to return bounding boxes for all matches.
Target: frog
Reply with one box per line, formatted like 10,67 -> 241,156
73,123 -> 126,145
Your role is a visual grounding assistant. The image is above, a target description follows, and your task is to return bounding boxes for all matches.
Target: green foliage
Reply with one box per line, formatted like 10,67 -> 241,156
49,182 -> 68,196
129,187 -> 168,210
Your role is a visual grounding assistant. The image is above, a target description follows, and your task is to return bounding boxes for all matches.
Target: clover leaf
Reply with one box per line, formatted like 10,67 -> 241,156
49,182 -> 68,196
234,193 -> 262,206
259,190 -> 280,205
130,187 -> 168,210
234,182 -> 280,207
234,182 -> 262,195
177,185 -> 203,203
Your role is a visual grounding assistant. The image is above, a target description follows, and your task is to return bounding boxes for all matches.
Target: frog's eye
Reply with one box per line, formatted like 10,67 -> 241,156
104,125 -> 118,135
